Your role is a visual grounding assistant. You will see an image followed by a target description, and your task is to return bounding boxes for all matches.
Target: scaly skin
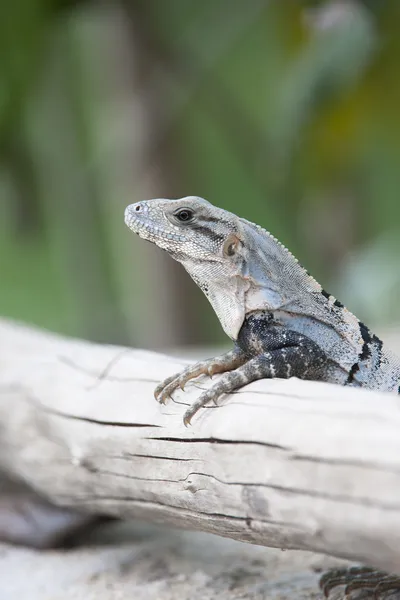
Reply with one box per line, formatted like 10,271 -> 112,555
155,313 -> 331,425
319,566 -> 400,599
124,195 -> 400,426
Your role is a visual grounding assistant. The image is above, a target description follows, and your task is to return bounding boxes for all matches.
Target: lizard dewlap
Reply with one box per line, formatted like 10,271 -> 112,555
125,196 -> 400,426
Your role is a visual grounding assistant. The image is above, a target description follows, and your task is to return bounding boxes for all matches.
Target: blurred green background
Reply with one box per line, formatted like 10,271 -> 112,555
1,0 -> 399,351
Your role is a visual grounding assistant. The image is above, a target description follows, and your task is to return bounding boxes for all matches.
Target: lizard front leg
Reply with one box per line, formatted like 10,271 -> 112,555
155,313 -> 330,425
182,335 -> 329,426
154,347 -> 248,405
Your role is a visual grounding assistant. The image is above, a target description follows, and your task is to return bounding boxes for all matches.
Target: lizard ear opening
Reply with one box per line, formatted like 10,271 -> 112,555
223,233 -> 241,257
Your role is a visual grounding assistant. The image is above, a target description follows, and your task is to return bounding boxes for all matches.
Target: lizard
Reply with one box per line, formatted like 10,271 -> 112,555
125,195 -> 400,599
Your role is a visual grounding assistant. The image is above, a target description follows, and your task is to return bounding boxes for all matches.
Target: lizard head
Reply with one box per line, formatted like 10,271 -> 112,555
124,196 -> 241,260
124,196 -> 249,338
124,196 -> 302,339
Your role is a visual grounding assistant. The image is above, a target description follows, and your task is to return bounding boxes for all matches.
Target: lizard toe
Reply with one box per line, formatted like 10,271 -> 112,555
183,413 -> 192,427
182,390 -> 216,425
158,389 -> 173,404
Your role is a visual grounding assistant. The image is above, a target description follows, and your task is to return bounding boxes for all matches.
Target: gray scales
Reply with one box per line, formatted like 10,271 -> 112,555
124,195 -> 400,424
125,195 -> 400,599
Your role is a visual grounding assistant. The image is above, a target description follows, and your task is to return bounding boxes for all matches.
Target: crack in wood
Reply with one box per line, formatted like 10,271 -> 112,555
58,355 -> 160,385
290,454 -> 400,473
81,467 -> 400,511
58,354 -> 189,383
147,436 -> 290,451
59,493 -> 306,532
126,453 -> 198,462
76,453 -> 198,463
24,393 -> 161,428
2,319 -> 400,574
50,412 -> 161,428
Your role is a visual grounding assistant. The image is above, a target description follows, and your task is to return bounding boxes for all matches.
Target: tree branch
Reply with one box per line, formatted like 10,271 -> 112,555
1,319 -> 400,572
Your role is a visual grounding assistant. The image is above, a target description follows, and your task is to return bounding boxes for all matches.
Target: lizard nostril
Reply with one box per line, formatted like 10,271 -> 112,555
134,204 -> 142,212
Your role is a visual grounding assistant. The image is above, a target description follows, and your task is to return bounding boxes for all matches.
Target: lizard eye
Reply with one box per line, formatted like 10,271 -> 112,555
174,208 -> 194,223
223,233 -> 241,257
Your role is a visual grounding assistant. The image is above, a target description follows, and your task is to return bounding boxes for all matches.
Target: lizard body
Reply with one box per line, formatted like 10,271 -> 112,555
125,195 -> 400,426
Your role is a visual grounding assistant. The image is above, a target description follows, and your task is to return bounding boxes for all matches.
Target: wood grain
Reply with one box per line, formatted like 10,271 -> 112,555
1,319 -> 400,573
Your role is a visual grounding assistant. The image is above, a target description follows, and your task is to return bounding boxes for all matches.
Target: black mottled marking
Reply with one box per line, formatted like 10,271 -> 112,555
196,214 -> 233,230
346,321 -> 383,384
346,362 -> 360,383
359,322 -> 373,360
319,289 -> 345,308
192,225 -> 226,246
333,299 -> 344,308
236,312 -> 330,381
398,385 -> 400,395
360,322 -> 383,360
174,311 -> 336,425
197,214 -> 221,224
182,326 -> 331,425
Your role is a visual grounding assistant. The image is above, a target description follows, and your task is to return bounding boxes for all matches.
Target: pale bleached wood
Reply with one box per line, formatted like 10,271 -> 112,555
1,319 -> 400,573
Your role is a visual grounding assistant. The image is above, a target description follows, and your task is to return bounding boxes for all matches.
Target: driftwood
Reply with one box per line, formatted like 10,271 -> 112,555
1,319 -> 400,574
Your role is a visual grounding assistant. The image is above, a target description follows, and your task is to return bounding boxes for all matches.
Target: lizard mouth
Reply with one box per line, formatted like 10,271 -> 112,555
124,205 -> 186,242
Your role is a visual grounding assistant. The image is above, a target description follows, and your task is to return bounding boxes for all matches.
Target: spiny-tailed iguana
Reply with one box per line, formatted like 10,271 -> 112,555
124,195 -> 400,598
125,195 -> 400,427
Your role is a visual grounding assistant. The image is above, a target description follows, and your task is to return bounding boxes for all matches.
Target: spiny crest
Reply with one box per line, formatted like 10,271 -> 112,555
241,217 -> 322,290
242,218 -> 299,261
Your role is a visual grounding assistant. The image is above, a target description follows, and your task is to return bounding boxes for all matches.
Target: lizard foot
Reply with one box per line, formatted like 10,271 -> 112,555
182,355 -> 266,426
182,337 -> 331,426
154,347 -> 247,407
320,566 -> 400,599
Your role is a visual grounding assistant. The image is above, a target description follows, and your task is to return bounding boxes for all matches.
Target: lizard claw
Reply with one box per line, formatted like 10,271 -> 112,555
158,391 -> 171,405
154,382 -> 165,400
183,413 -> 192,427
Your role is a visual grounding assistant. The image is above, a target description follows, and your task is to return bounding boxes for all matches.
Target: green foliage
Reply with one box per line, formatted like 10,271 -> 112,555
1,0 -> 400,345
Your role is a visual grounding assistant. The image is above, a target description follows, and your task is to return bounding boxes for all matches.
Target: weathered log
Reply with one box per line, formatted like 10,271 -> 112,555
1,318 -> 400,572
